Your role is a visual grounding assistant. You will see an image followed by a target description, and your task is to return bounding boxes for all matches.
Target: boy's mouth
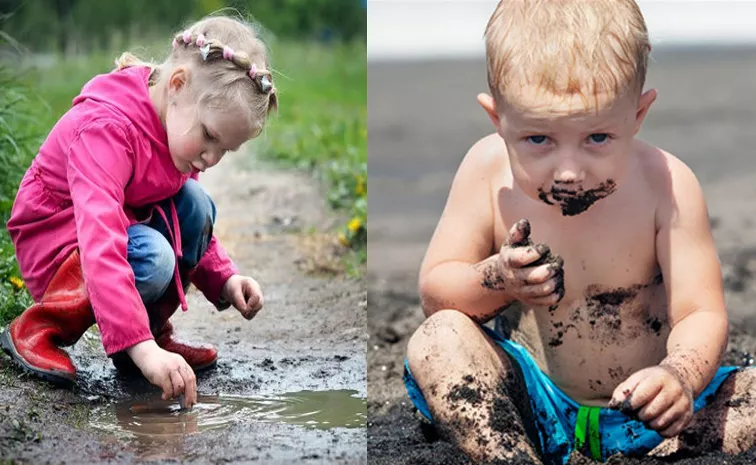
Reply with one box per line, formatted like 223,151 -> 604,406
538,180 -> 617,216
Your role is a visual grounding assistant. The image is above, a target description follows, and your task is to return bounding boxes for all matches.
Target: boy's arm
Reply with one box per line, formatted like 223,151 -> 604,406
419,135 -> 516,322
612,153 -> 727,437
655,156 -> 728,397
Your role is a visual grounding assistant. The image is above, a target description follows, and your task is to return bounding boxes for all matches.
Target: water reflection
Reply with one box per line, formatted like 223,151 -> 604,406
90,390 -> 366,459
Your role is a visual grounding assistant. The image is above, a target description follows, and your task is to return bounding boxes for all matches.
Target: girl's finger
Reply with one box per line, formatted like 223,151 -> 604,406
231,286 -> 246,310
169,369 -> 184,400
180,364 -> 197,408
160,376 -> 174,400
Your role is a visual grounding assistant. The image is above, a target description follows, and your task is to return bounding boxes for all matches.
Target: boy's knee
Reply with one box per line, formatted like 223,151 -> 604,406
733,368 -> 756,396
407,310 -> 475,367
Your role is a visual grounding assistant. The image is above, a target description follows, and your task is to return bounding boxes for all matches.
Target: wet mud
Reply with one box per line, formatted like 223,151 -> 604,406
368,48 -> 756,465
0,152 -> 367,463
538,180 -> 617,217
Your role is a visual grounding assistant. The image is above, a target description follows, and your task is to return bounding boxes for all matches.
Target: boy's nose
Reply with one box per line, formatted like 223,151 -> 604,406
553,158 -> 582,183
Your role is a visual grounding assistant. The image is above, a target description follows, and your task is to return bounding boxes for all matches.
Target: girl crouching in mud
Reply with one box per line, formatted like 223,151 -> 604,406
1,15 -> 274,408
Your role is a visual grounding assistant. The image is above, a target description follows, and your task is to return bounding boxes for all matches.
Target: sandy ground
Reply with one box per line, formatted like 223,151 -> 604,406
367,46 -> 756,464
0,150 -> 367,464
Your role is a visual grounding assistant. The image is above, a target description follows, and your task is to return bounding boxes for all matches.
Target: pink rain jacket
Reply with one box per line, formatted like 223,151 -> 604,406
7,66 -> 238,355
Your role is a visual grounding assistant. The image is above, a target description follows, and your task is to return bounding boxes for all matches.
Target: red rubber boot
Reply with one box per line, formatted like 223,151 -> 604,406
0,250 -> 95,386
111,279 -> 217,376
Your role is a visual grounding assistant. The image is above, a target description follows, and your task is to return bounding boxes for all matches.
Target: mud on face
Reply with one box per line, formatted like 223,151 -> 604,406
538,179 -> 617,216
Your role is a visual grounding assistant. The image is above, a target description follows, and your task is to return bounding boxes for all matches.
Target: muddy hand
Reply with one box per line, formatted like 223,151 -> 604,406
128,340 -> 198,409
609,366 -> 693,437
497,219 -> 564,307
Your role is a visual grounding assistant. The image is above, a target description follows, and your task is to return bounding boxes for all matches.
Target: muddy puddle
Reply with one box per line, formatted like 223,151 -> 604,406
89,390 -> 365,451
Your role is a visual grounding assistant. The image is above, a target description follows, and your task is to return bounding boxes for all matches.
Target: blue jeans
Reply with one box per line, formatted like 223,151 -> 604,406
126,179 -> 216,304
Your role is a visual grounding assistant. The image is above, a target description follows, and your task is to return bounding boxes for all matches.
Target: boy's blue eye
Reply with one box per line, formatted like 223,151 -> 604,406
203,127 -> 216,141
589,133 -> 609,144
527,135 -> 548,145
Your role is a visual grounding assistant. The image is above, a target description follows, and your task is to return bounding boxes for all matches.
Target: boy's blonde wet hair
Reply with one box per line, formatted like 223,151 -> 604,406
116,15 -> 277,138
485,0 -> 650,111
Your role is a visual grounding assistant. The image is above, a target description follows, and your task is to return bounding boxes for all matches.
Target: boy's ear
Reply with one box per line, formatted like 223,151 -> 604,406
477,93 -> 501,129
634,88 -> 657,135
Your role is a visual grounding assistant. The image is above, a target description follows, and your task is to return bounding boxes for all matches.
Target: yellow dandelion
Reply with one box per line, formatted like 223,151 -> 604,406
355,178 -> 366,196
347,217 -> 362,233
9,276 -> 25,290
338,232 -> 350,247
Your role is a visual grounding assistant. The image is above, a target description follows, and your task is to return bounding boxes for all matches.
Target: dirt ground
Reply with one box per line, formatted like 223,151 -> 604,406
367,47 -> 756,464
0,150 -> 367,464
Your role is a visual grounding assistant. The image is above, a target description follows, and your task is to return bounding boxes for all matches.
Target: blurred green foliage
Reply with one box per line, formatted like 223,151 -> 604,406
1,0 -> 365,53
0,62 -> 38,325
251,41 -> 366,267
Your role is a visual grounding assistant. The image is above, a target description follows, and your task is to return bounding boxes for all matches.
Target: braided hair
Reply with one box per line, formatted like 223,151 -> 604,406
119,15 -> 277,139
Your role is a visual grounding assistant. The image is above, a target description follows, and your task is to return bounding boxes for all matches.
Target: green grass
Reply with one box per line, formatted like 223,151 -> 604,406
252,40 -> 367,271
0,230 -> 33,325
0,66 -> 39,325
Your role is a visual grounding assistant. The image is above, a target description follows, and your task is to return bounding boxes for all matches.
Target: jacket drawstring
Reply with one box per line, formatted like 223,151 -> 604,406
154,201 -> 188,311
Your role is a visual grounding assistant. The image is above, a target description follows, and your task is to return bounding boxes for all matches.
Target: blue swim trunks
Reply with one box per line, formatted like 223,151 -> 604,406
403,325 -> 740,465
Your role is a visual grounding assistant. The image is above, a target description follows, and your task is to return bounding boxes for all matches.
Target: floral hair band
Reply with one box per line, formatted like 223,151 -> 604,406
172,30 -> 275,94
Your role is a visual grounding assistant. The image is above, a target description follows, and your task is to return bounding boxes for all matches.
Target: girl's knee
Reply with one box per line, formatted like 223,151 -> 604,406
141,245 -> 175,303
128,226 -> 175,303
174,180 -> 216,267
177,179 -> 216,225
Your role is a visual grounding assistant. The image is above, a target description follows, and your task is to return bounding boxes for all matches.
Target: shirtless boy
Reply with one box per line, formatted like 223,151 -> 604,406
403,1 -> 756,464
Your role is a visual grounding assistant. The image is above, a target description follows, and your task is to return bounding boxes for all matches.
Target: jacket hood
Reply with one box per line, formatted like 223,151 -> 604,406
73,66 -> 168,153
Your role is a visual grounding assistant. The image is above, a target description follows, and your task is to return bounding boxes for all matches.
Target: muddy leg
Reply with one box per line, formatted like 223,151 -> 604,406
650,368 -> 756,457
406,309 -> 542,464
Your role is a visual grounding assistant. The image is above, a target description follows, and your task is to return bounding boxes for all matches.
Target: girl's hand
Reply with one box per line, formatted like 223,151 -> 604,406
127,339 -> 197,408
221,275 -> 264,320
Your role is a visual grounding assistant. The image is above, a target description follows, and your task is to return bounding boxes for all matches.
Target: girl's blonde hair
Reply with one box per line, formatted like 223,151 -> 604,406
116,15 -> 277,138
485,0 -> 650,110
